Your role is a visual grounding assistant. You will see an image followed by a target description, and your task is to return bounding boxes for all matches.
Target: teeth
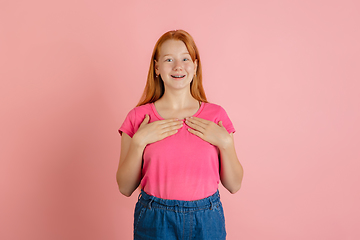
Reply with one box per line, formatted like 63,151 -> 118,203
172,75 -> 185,78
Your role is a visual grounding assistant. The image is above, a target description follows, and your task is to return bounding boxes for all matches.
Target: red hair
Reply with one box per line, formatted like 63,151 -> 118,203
137,30 -> 208,106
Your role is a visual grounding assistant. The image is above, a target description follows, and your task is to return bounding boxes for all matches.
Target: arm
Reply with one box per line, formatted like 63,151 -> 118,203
217,132 -> 244,194
116,115 -> 183,197
185,117 -> 244,194
116,133 -> 145,197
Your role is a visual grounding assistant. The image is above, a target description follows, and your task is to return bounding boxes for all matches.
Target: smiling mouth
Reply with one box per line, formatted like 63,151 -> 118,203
171,75 -> 186,79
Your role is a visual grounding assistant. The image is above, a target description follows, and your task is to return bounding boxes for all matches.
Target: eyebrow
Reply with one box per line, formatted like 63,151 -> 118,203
163,52 -> 190,57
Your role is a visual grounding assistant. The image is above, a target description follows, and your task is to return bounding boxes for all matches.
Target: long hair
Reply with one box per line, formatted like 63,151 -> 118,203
137,30 -> 208,106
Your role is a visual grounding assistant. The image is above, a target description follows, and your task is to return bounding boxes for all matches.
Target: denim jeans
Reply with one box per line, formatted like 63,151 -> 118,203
134,189 -> 226,240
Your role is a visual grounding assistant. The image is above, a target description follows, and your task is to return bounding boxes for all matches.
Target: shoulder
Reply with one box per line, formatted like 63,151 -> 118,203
126,103 -> 153,118
132,103 -> 153,112
203,102 -> 223,109
202,102 -> 235,133
202,102 -> 228,115
119,103 -> 154,137
200,102 -> 232,121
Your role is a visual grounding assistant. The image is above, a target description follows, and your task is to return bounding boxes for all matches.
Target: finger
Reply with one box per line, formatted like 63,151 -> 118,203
159,129 -> 179,139
185,120 -> 203,132
140,114 -> 150,126
185,118 -> 206,130
158,118 -> 181,124
187,127 -> 204,139
157,119 -> 183,128
149,118 -> 182,129
218,121 -> 229,132
187,117 -> 210,126
159,121 -> 183,131
218,121 -> 224,127
161,122 -> 183,133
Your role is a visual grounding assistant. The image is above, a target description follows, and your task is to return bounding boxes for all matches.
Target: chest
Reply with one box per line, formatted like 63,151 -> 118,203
156,107 -> 200,120
143,127 -> 219,162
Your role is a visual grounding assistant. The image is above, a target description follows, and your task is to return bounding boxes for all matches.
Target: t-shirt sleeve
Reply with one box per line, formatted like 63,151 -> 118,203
118,108 -> 137,137
218,106 -> 236,134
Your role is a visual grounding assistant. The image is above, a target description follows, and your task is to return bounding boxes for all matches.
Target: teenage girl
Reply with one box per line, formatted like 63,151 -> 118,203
116,30 -> 244,240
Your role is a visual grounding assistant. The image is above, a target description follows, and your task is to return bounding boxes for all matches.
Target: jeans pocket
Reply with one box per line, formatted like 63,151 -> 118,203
214,202 -> 225,222
194,203 -> 227,239
213,202 -> 226,238
133,202 -> 146,233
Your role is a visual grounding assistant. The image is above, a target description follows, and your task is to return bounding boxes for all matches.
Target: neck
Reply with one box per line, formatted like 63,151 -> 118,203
157,88 -> 198,110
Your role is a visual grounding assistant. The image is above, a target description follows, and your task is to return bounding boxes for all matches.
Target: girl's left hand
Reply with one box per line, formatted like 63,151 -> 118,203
185,117 -> 233,149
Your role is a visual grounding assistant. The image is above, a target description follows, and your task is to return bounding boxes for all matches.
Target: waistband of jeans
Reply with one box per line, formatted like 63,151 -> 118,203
138,189 -> 221,208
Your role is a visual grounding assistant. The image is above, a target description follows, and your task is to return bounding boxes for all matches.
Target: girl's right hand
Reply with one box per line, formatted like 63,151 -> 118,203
132,114 -> 183,148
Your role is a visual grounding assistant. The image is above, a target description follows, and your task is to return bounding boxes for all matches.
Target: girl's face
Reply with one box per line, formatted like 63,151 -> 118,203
155,40 -> 197,92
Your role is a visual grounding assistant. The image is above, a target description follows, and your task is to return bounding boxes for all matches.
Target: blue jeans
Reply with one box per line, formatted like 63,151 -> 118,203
134,189 -> 226,240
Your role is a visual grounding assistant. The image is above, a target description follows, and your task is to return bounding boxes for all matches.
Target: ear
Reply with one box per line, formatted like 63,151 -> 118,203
154,60 -> 159,75
194,59 -> 198,74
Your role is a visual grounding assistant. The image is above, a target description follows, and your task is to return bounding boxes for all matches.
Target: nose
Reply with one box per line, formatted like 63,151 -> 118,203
173,60 -> 183,71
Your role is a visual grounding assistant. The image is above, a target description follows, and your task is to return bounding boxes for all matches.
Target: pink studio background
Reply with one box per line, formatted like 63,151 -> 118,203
1,0 -> 359,239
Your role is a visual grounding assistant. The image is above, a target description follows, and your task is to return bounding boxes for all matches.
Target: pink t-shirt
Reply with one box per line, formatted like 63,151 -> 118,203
118,102 -> 235,200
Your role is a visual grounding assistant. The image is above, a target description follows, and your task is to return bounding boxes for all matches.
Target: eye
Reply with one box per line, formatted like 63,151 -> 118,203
183,58 -> 189,61
165,59 -> 173,62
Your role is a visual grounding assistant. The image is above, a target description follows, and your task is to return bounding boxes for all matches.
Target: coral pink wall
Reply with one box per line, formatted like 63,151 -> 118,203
1,0 -> 359,239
